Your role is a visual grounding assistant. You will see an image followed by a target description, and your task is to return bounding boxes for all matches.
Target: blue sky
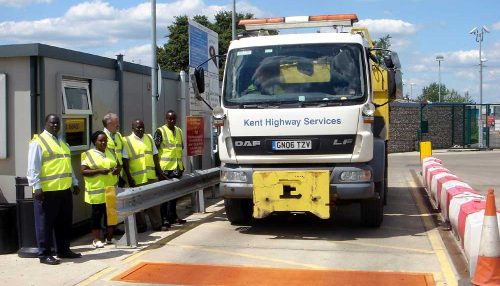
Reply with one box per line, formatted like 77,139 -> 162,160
1,0 -> 499,103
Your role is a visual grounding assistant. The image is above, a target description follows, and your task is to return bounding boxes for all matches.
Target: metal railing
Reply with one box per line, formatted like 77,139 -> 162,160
116,167 -> 220,247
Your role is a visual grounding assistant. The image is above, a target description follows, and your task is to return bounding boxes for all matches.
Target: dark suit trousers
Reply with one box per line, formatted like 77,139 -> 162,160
33,189 -> 73,257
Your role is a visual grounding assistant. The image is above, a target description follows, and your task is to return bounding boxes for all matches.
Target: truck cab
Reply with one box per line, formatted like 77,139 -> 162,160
194,14 -> 402,227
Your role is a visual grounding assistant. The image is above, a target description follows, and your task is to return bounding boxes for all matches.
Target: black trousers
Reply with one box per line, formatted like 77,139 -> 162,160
160,170 -> 182,222
33,189 -> 73,257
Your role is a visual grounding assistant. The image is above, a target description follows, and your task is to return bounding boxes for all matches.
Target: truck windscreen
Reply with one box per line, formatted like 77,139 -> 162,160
223,43 -> 366,107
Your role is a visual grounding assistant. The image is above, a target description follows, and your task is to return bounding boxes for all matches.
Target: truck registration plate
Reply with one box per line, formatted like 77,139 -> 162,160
272,140 -> 312,150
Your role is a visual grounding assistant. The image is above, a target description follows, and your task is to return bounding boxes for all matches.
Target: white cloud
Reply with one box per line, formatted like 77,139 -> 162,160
356,19 -> 417,36
0,0 -> 264,50
0,0 -> 51,7
492,22 -> 500,30
104,44 -> 151,66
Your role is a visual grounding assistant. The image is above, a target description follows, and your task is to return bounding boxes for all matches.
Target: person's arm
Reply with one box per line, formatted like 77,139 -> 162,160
154,129 -> 162,149
122,158 -> 135,187
81,165 -> 110,176
27,140 -> 44,201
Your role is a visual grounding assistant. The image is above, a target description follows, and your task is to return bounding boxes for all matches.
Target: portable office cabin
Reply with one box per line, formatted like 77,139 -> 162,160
0,43 -> 191,224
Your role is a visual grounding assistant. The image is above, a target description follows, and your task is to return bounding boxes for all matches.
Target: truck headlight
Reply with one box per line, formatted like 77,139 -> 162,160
221,171 -> 248,182
339,170 -> 371,182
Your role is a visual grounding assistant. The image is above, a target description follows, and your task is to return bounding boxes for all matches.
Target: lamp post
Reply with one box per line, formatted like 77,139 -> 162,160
435,55 -> 444,102
470,26 -> 489,148
151,0 -> 158,131
410,83 -> 416,100
232,0 -> 236,40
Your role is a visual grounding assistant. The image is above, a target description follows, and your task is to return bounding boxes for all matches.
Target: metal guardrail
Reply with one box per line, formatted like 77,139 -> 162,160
116,167 -> 220,247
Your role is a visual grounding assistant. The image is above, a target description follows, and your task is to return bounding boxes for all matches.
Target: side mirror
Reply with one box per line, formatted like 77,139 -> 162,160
386,52 -> 402,100
194,67 -> 205,94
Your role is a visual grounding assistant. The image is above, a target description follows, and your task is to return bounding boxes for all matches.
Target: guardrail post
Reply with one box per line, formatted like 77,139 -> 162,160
197,189 -> 205,213
118,214 -> 138,248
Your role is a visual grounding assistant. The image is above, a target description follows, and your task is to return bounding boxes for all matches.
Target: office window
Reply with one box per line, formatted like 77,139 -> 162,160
62,80 -> 92,115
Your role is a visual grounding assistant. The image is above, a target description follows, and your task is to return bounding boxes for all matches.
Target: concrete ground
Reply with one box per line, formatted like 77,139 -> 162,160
1,150 -> 499,286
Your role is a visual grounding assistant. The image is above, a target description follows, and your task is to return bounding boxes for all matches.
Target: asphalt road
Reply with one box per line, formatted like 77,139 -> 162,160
4,150 -> 497,285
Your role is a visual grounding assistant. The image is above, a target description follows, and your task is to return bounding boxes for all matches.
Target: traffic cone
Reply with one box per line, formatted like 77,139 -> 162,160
471,189 -> 500,286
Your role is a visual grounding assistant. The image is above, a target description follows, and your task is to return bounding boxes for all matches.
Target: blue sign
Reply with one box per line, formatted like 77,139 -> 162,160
189,23 -> 208,70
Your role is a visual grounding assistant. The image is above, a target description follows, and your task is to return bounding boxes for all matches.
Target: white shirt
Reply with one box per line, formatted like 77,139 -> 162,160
27,130 -> 78,189
122,133 -> 158,159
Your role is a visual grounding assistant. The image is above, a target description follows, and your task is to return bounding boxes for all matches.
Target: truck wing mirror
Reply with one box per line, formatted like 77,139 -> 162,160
385,52 -> 402,100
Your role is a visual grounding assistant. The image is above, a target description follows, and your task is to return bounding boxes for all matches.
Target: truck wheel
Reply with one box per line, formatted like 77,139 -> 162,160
224,198 -> 253,225
360,182 -> 384,227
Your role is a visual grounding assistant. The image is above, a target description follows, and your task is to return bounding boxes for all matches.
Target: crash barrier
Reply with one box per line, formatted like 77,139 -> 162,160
421,156 -> 500,283
116,168 -> 220,247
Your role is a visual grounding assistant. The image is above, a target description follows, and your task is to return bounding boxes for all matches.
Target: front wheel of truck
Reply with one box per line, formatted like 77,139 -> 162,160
224,198 -> 253,225
360,182 -> 384,227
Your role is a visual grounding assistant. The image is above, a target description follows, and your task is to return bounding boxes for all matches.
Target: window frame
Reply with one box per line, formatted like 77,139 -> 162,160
62,80 -> 92,115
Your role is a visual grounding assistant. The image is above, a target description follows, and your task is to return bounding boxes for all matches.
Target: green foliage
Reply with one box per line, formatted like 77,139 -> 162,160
417,82 -> 474,103
157,11 -> 254,76
372,35 -> 391,65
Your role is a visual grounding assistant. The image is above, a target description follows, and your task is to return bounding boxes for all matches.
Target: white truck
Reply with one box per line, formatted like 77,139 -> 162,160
193,14 -> 402,227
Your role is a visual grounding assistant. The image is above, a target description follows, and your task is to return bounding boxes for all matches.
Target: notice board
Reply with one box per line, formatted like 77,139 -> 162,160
187,116 -> 204,156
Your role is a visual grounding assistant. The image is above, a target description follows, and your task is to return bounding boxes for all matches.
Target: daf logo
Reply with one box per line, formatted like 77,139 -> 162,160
333,139 -> 353,145
235,140 -> 261,147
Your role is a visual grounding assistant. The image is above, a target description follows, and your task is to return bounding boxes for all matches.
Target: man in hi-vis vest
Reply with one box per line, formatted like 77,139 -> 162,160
154,110 -> 186,226
122,119 -> 166,232
102,112 -> 125,186
27,114 -> 82,265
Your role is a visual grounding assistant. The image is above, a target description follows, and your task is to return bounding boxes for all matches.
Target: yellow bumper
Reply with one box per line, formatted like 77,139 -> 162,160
252,170 -> 330,219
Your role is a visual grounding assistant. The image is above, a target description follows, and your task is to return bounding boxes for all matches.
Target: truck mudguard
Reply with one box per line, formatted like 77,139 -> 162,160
369,137 -> 386,183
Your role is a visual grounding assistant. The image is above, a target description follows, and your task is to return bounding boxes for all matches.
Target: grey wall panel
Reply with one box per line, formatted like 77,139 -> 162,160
121,71 -> 145,135
0,57 -> 30,202
91,78 -> 119,133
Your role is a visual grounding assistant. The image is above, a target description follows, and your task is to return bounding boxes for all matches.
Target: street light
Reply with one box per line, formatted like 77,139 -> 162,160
435,55 -> 444,102
410,83 -> 416,100
469,26 -> 489,148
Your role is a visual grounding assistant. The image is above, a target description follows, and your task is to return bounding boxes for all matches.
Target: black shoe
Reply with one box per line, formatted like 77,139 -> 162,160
39,256 -> 61,265
137,226 -> 147,233
170,218 -> 186,225
57,251 -> 82,259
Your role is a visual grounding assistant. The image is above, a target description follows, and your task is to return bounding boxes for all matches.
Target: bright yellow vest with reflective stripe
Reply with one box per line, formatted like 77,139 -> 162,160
157,125 -> 184,171
123,134 -> 156,185
81,149 -> 117,204
33,133 -> 73,192
105,131 -> 123,165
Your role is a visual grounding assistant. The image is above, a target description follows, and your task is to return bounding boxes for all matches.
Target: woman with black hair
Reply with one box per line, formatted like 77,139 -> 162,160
81,130 -> 121,248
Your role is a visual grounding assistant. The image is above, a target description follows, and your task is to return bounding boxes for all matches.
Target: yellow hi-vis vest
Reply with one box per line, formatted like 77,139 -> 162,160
33,133 -> 73,192
123,134 -> 156,185
105,131 -> 123,165
81,149 -> 117,204
157,125 -> 184,171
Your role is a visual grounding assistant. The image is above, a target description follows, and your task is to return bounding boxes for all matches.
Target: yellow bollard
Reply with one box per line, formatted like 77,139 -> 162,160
420,141 -> 432,164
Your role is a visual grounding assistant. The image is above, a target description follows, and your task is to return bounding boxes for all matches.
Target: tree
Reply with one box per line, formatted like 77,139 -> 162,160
157,11 -> 254,76
372,35 -> 391,65
157,15 -> 210,73
418,82 -> 474,103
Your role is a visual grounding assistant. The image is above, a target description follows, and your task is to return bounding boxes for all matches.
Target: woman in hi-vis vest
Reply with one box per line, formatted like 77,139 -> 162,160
81,131 -> 121,248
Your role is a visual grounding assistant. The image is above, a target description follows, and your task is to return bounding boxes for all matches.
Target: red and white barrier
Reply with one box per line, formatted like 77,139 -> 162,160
426,166 -> 450,192
442,186 -> 479,221
464,209 -> 500,275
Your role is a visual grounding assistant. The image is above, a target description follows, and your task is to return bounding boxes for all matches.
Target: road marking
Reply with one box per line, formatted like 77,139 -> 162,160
75,266 -> 116,286
169,242 -> 329,269
331,240 -> 435,254
408,171 -> 458,286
